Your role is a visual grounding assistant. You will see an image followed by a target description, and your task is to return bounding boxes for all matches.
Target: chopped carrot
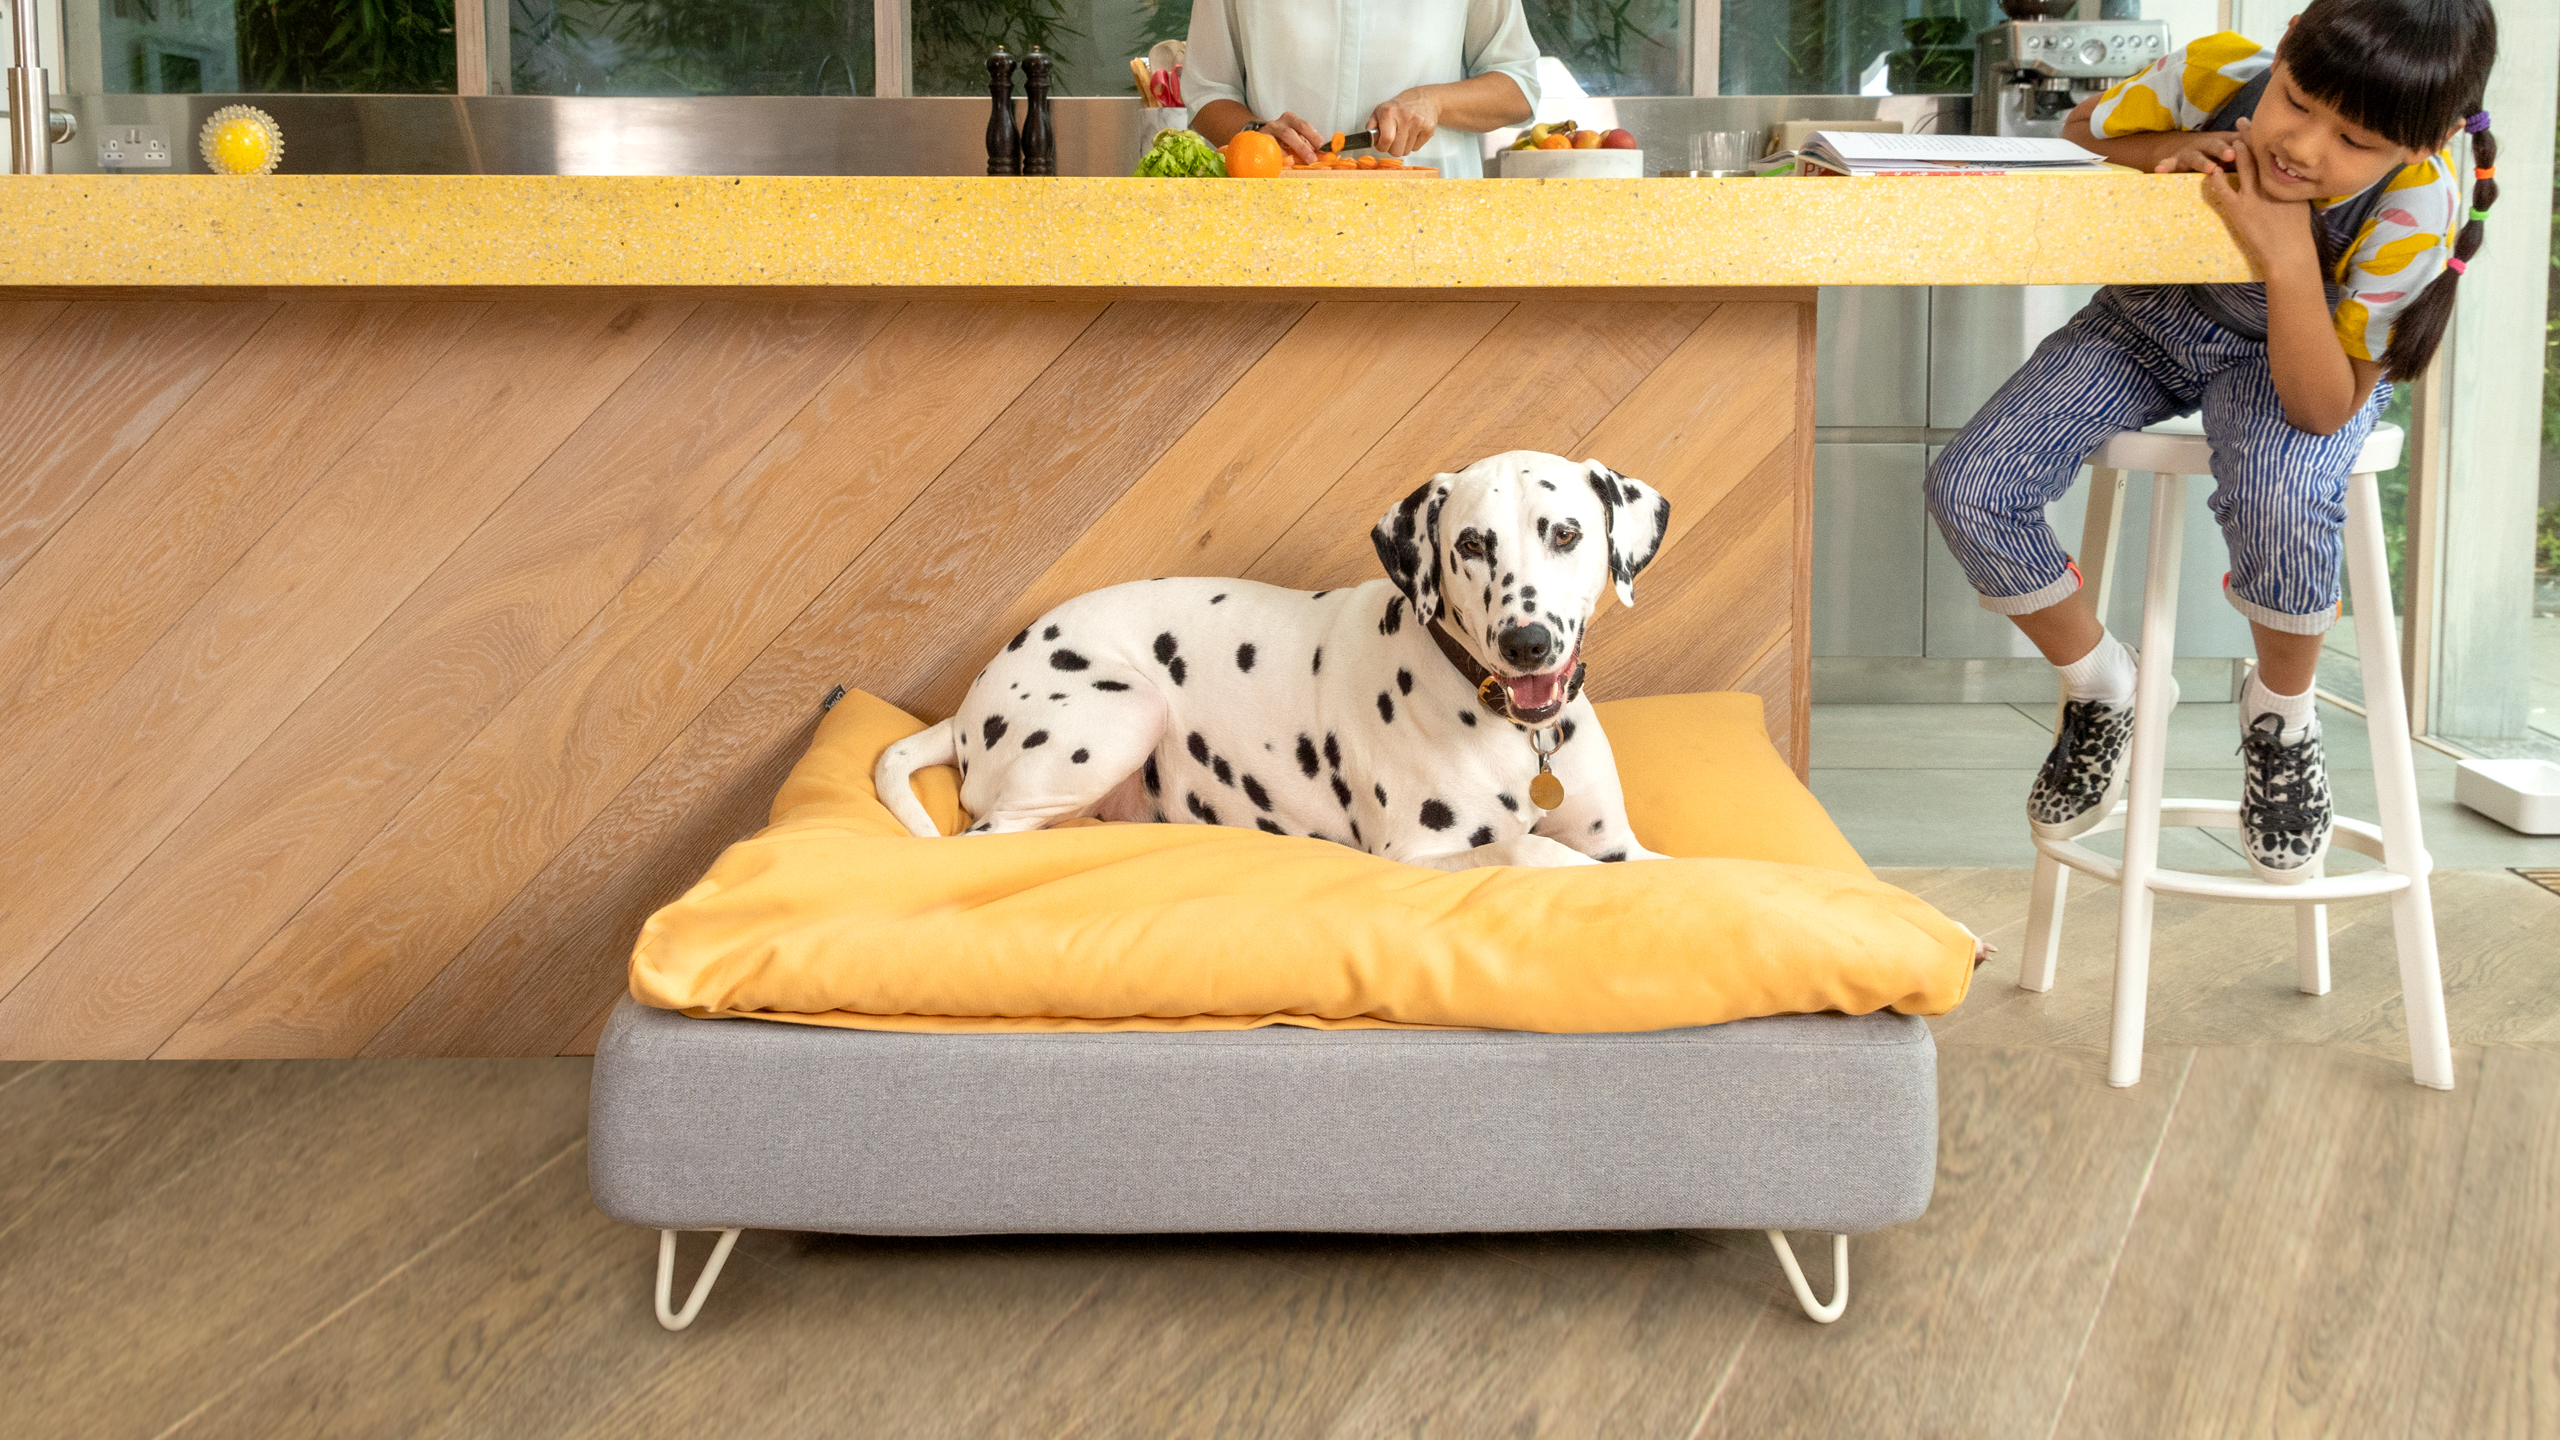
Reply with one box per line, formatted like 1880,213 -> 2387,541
1357,155 -> 1379,169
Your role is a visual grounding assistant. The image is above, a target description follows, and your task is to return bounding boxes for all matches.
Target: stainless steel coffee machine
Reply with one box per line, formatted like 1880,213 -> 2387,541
1974,1 -> 2170,137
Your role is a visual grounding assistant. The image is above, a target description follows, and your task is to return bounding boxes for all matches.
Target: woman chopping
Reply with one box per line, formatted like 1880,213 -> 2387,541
1185,0 -> 1542,178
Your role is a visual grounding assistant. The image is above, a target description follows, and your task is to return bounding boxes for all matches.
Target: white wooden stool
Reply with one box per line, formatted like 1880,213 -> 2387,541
2019,417 -> 2454,1091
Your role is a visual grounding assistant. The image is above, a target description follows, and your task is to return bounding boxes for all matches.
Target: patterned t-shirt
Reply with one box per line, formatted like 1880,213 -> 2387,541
2086,31 -> 2462,363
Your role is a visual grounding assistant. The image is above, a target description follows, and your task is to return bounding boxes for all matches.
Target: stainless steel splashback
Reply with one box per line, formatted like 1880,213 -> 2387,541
42,91 -> 1966,176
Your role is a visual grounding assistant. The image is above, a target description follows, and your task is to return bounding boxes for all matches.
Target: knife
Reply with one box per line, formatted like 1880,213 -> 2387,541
1332,130 -> 1376,154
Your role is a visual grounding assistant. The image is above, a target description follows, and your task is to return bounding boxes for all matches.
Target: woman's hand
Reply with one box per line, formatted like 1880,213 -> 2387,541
1264,111 -> 1326,165
1370,90 -> 1441,158
2151,130 -> 2242,175
2201,121 -> 2317,275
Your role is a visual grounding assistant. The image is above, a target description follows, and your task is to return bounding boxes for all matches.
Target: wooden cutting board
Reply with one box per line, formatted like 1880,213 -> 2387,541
1280,166 -> 1439,178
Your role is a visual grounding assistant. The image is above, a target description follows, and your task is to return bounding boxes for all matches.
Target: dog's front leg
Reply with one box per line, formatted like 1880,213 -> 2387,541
1528,705 -> 1669,863
1408,834 -> 1601,870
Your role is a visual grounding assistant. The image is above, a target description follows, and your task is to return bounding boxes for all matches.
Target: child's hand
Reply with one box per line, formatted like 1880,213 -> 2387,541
2151,131 -> 2242,175
2201,123 -> 2317,274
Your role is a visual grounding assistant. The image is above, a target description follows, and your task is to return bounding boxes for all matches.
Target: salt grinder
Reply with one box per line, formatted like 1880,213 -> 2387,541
985,48 -> 1019,176
1020,48 -> 1055,176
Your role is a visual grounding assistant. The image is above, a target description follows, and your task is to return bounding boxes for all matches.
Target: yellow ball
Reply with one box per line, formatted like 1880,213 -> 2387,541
199,106 -> 283,176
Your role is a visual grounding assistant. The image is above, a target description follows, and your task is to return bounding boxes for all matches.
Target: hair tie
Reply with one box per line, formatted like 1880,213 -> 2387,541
2445,257 -> 2467,274
2465,111 -> 2491,133
2470,206 -> 2490,221
2474,166 -> 2495,179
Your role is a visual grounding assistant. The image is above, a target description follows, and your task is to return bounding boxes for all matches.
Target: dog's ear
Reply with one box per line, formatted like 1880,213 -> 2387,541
1586,461 -> 1669,608
1371,476 -> 1451,621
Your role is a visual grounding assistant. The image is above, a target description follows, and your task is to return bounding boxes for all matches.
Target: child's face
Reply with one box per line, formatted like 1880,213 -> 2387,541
2243,60 -> 2434,202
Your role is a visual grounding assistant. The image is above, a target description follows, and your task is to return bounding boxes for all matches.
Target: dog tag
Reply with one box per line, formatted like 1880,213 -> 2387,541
1528,725 -> 1565,810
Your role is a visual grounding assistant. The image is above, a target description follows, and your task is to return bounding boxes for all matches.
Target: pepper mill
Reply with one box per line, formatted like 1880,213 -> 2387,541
985,48 -> 1019,176
1019,48 -> 1055,176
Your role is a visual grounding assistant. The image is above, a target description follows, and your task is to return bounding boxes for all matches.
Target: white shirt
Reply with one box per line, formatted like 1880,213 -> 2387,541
1184,0 -> 1544,179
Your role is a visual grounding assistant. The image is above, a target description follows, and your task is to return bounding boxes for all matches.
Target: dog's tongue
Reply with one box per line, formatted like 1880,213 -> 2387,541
1501,663 -> 1572,714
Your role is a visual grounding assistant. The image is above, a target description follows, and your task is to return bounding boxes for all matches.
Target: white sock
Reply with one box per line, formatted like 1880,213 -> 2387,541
2056,633 -> 2136,706
2241,670 -> 2318,744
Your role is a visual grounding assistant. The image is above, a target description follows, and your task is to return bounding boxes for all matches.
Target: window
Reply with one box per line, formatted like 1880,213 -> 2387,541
1521,0 -> 1685,98
1719,0 -> 1998,98
508,0 -> 875,95
90,0 -> 460,92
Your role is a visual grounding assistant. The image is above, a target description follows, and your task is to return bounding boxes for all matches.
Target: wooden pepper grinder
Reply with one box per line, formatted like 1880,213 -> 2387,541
985,48 -> 1019,176
1019,48 -> 1055,176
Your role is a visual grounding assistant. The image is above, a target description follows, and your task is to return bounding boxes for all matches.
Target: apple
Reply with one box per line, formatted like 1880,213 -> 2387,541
1600,129 -> 1637,150
1571,129 -> 1605,150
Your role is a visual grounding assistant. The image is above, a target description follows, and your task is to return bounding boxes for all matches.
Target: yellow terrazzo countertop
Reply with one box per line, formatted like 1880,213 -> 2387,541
0,174 -> 2251,288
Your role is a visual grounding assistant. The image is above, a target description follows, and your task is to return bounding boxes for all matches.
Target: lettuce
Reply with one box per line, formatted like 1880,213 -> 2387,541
1136,129 -> 1227,178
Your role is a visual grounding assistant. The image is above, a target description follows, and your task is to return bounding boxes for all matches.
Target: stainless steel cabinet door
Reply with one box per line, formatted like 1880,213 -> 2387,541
1816,287 -> 1930,429
1813,444 -> 1928,657
1927,284 -> 2102,430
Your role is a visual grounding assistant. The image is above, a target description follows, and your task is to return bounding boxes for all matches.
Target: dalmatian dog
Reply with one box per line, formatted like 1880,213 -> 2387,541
873,450 -> 1673,870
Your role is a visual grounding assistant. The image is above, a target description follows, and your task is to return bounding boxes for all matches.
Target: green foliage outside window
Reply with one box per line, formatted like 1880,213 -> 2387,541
912,0 -> 1080,97
236,0 -> 457,92
518,0 -> 873,95
1521,0 -> 1680,96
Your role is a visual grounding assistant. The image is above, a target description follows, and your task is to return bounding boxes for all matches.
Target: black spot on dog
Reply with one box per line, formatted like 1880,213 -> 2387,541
1071,748 -> 1090,764
1043,624 -> 1060,642
1022,730 -> 1048,750
1256,817 -> 1284,834
1311,648 -> 1323,675
1187,793 -> 1219,825
1482,585 -> 1493,607
1007,629 -> 1029,652
1324,733 -> 1342,770
1522,585 -> 1537,598
1589,818 -> 1604,833
1536,478 -> 1556,491
1187,732 -> 1210,764
1214,757 -> 1234,787
1235,642 -> 1256,673
1211,593 -> 1227,604
1457,710 -> 1477,727
1047,693 -> 1065,701
1559,718 -> 1578,745
1396,669 -> 1414,696
1500,593 -> 1513,606
1050,649 -> 1090,671
1311,590 -> 1330,599
1143,755 -> 1161,794
1168,658 -> 1187,686
1535,518 -> 1548,539
982,715 -> 1008,747
1296,735 -> 1320,777
1470,826 -> 1495,847
1349,818 -> 1364,844
1498,793 -> 1518,812
1377,692 -> 1395,723
1501,572 -> 1514,586
1243,775 -> 1273,811
1092,680 -> 1130,692
1419,799 -> 1456,831
1379,595 -> 1405,636
1598,850 -> 1629,863
1374,783 -> 1388,805
1155,632 -> 1179,665
1331,776 -> 1353,808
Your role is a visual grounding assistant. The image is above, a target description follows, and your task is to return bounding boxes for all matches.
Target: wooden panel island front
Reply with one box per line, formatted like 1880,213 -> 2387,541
0,175 -> 2249,1058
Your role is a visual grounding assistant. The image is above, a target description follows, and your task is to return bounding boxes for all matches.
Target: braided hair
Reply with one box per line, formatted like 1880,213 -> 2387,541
2278,0 -> 2498,380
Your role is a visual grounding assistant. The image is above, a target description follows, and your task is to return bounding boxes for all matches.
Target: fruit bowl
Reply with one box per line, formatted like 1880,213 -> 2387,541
1497,148 -> 1645,179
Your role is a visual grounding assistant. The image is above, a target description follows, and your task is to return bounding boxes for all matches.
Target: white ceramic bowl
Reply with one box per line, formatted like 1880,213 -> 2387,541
2454,757 -> 2560,834
1497,148 -> 1645,179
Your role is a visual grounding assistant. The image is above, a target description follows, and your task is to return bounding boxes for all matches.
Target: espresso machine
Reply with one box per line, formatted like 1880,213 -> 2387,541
1974,1 -> 2170,137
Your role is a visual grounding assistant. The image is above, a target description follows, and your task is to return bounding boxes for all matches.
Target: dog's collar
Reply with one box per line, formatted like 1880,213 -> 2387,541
1424,618 -> 1586,727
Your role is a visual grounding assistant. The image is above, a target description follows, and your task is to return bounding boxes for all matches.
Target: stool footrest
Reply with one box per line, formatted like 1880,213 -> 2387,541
2035,800 -> 2425,905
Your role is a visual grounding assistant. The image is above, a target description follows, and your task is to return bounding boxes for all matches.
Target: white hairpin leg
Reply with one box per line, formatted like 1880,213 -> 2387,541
1763,1229 -> 1848,1323
656,1228 -> 742,1332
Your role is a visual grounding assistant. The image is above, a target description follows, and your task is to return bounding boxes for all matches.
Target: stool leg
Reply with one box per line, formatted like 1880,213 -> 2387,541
2294,898 -> 2331,996
2021,851 -> 2068,992
2343,470 -> 2455,1090
2110,472 -> 2185,1089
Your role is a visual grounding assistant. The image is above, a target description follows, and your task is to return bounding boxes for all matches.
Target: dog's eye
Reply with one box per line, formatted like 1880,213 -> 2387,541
1551,524 -> 1582,553
1454,535 -> 1486,560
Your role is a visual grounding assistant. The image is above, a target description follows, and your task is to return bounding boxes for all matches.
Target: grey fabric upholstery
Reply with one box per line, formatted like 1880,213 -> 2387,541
589,999 -> 1937,1236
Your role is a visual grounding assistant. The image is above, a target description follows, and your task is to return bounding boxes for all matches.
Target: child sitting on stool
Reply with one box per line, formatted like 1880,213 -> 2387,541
1926,0 -> 2499,882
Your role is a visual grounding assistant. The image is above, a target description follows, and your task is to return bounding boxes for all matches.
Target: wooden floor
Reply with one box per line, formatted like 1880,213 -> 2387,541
7,868 -> 2555,1439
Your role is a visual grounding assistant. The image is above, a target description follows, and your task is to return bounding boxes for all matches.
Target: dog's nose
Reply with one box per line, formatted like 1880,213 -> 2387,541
1499,623 -> 1557,671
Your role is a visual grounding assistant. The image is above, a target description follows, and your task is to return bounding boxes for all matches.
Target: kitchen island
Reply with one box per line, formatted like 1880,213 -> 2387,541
0,174 -> 2248,1060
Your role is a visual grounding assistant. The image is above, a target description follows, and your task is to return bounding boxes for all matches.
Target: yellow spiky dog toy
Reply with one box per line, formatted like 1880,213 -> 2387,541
200,105 -> 283,176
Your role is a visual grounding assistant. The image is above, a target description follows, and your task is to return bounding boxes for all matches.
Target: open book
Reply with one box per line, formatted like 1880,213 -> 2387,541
1769,131 -> 2113,177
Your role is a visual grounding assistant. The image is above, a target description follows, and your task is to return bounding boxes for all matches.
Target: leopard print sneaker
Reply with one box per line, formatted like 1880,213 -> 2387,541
2239,713 -> 2333,883
2028,695 -> 2140,841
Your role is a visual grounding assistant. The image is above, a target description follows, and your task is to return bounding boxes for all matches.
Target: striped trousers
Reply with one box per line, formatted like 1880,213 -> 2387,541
1925,284 -> 2389,635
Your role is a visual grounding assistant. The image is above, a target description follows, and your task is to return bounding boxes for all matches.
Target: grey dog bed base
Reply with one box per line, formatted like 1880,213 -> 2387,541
589,998 -> 1937,1326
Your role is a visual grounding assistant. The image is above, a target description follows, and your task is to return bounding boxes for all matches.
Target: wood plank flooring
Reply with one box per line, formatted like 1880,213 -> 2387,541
0,293 -> 1813,1058
6,869 -> 2552,1439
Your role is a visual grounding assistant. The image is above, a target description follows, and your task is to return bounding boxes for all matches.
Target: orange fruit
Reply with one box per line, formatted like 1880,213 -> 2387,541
1537,134 -> 1570,150
1222,130 -> 1284,178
